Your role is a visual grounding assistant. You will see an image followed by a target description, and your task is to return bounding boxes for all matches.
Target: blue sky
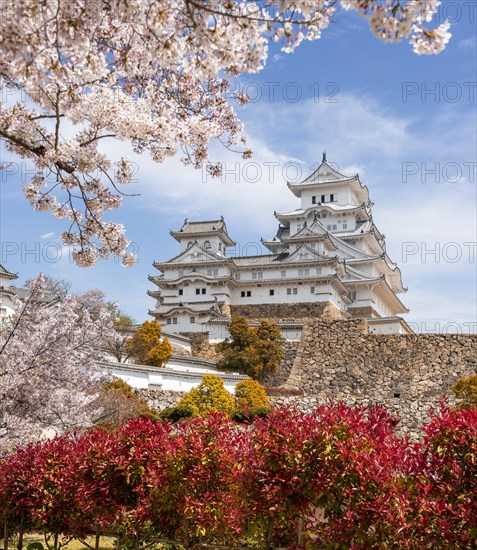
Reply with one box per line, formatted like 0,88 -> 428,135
1,2 -> 476,332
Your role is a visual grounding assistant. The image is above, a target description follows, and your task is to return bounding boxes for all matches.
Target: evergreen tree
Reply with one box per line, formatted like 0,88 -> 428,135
218,317 -> 285,380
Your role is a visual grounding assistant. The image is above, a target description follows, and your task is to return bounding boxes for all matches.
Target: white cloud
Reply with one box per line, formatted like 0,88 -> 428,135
458,36 -> 476,50
40,232 -> 55,240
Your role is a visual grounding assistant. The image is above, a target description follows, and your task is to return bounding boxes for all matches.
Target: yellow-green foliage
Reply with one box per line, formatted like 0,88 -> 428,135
176,374 -> 235,417
126,320 -> 172,367
235,379 -> 270,410
452,374 -> 477,409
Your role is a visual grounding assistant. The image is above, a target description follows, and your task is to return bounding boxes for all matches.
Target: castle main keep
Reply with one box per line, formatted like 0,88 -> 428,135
148,155 -> 410,336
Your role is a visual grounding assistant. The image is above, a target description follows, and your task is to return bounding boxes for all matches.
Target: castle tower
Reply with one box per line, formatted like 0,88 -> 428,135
262,154 -> 408,319
148,219 -> 235,333
148,155 -> 408,334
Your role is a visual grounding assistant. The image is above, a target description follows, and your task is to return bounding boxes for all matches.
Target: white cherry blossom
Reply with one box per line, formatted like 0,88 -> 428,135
0,1 -> 450,266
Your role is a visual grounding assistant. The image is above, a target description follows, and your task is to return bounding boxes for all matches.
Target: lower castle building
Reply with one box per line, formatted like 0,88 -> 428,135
148,155 -> 410,337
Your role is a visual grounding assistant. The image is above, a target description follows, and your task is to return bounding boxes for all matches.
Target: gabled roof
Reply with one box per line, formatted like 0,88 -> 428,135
329,233 -> 380,261
287,156 -> 370,203
150,300 -> 228,317
153,242 -> 229,269
0,264 -> 18,280
342,264 -> 382,282
301,158 -> 352,184
279,243 -> 336,264
170,217 -> 235,246
286,223 -> 328,239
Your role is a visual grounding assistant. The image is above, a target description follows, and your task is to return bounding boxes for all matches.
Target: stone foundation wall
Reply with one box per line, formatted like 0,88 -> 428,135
230,300 -> 346,321
182,332 -> 223,360
281,319 -> 477,438
347,306 -> 380,318
138,388 -> 183,411
261,341 -> 300,387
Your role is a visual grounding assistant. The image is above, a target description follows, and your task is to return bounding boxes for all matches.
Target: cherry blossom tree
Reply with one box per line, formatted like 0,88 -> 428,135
0,275 -> 117,454
0,1 -> 451,266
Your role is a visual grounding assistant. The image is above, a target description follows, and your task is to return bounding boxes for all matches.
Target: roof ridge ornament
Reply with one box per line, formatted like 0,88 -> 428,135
322,150 -> 327,163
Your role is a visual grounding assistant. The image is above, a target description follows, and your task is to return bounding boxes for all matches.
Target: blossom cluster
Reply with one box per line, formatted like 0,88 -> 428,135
0,1 -> 450,265
0,275 -> 118,452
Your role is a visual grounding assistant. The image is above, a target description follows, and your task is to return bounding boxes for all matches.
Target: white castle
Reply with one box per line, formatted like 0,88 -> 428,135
148,155 -> 409,337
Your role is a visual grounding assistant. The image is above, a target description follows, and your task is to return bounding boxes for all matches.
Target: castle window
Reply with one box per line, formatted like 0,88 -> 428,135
327,225 -> 331,230
316,268 -> 322,274
252,271 -> 263,279
269,289 -> 275,296
179,289 -> 183,296
190,317 -> 196,324
321,194 -> 326,203
241,291 -> 245,297
172,317 -> 177,325
235,273 -> 241,280
178,270 -> 184,277
393,392 -> 401,399
166,318 -> 171,325
312,196 -> 316,204
196,288 -> 200,295
204,240 -> 212,249
333,224 -> 337,230
281,270 -> 286,277
247,290 -> 251,297
330,194 -> 335,202
343,224 -> 348,229
201,288 -> 206,294
287,288 -> 291,295
298,268 -> 310,276
293,288 -> 298,295
311,286 -> 315,294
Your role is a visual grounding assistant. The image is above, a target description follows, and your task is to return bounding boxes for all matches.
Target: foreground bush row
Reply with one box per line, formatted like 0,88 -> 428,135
1,404 -> 476,549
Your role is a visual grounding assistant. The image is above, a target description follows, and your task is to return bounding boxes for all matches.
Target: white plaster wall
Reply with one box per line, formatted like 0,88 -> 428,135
108,365 -> 244,394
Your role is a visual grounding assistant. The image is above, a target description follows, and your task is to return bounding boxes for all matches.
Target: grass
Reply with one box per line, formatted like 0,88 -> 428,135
9,533 -> 116,550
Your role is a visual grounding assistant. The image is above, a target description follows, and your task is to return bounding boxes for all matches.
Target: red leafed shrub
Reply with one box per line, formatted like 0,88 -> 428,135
0,434 -> 80,536
1,404 -> 476,548
144,413 -> 249,543
400,405 -> 477,548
